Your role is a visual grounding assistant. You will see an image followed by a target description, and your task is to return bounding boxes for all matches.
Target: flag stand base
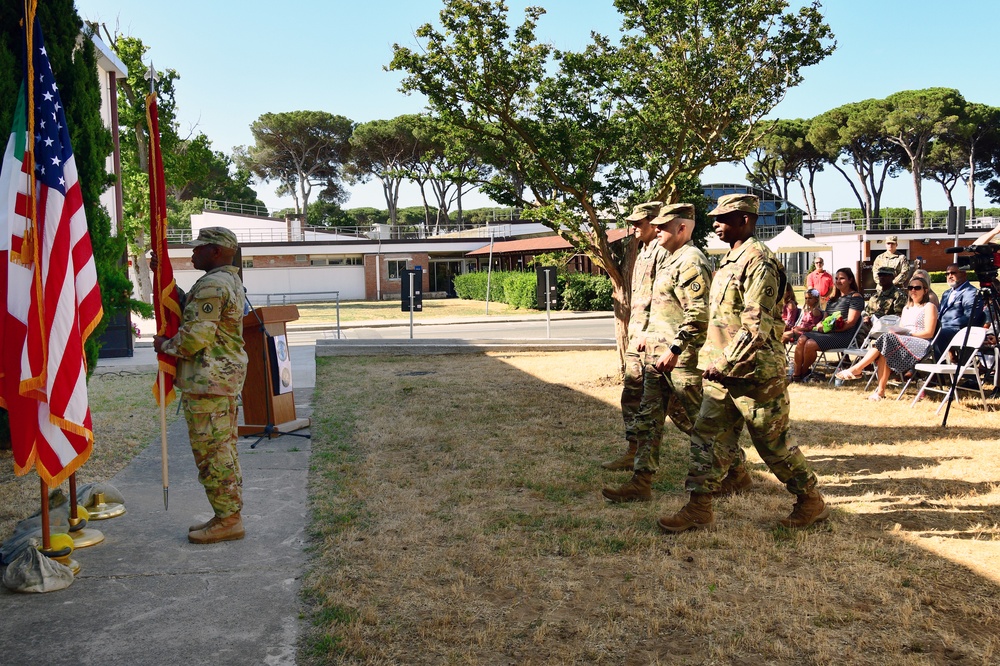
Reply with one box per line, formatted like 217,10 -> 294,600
87,492 -> 126,520
68,518 -> 105,548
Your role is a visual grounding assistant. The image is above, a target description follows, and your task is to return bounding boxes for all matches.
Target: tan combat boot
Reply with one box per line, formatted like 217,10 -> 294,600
601,442 -> 638,471
657,493 -> 715,533
713,466 -> 753,498
601,471 -> 652,503
188,512 -> 245,544
189,516 -> 218,532
778,490 -> 830,529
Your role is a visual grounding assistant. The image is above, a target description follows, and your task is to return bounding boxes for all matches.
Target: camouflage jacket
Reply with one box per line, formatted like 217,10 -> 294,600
645,242 -> 711,369
627,241 -> 665,346
704,236 -> 787,381
867,286 -> 906,317
161,265 -> 248,396
872,252 -> 913,287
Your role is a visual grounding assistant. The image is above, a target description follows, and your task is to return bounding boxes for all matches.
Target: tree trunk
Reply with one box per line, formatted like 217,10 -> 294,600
911,162 -> 924,230
967,154 -> 977,219
132,228 -> 152,304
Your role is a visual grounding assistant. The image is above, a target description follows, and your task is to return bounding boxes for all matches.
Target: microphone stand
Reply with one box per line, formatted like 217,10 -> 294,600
240,295 -> 311,449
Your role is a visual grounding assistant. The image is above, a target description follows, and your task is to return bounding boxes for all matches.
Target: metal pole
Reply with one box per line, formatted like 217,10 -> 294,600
336,291 -> 341,339
485,234 -> 495,315
545,270 -> 551,339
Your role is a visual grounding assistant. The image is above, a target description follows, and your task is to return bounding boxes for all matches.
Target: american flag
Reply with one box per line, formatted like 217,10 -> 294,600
0,13 -> 102,486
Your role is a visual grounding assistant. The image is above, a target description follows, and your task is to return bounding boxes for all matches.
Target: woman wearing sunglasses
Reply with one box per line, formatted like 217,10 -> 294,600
835,276 -> 938,400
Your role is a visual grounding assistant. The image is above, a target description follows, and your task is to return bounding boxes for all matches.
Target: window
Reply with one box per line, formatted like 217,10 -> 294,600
241,258 -> 254,269
294,254 -> 308,263
310,257 -> 329,266
387,260 -> 407,280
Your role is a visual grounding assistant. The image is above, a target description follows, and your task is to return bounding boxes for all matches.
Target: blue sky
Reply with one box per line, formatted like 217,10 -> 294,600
75,0 -> 1000,216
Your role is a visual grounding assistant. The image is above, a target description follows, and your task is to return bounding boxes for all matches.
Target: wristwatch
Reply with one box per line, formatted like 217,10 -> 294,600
669,344 -> 683,356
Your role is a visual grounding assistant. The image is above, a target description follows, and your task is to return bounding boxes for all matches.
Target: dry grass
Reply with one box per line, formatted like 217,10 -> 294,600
0,371 -> 176,538
303,351 -> 1000,665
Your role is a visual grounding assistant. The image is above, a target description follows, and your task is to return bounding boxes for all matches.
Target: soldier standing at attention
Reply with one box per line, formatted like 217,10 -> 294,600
872,235 -> 913,288
153,227 -> 249,544
603,204 -> 723,501
657,194 -> 829,533
601,201 -> 664,472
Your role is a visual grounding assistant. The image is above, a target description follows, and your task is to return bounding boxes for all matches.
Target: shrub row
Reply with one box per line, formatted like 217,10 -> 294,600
453,271 -> 614,311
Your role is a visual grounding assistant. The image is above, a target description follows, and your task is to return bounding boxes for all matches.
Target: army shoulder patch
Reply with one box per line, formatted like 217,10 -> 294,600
763,285 -> 775,299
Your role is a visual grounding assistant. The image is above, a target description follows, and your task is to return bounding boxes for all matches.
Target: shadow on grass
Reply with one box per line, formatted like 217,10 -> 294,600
302,352 -> 1000,665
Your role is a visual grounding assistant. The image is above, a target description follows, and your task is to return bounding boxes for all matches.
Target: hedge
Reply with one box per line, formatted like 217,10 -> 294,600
453,270 -> 614,311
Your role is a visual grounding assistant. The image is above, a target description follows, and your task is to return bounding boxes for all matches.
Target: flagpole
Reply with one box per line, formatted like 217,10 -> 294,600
159,370 -> 168,510
40,478 -> 50,551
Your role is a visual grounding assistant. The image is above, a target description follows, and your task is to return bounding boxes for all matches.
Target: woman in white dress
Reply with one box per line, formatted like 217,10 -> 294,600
835,276 -> 938,401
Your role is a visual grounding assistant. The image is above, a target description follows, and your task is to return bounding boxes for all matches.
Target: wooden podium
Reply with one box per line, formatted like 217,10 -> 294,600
239,305 -> 311,437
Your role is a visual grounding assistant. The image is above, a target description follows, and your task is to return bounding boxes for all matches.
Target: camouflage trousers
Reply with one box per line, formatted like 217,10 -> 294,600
182,394 -> 243,518
632,360 -> 703,473
620,349 -> 644,447
686,377 -> 816,496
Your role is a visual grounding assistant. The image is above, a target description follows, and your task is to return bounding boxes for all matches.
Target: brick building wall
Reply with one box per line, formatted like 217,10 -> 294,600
364,252 -> 430,300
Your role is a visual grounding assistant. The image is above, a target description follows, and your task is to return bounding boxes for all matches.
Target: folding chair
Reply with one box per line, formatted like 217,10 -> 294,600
831,314 -> 898,386
906,326 -> 989,414
811,322 -> 863,381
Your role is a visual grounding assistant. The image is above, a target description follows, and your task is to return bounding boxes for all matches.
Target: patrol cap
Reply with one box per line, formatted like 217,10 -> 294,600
885,235 -> 899,244
652,203 -> 695,226
187,227 -> 239,250
877,267 -> 896,276
625,201 -> 663,223
708,193 -> 759,216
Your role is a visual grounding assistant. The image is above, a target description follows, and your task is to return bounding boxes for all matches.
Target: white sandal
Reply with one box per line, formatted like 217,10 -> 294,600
867,392 -> 884,402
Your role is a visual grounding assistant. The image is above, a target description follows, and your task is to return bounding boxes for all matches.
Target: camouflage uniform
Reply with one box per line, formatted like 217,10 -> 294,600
867,285 -> 906,318
686,236 -> 818,496
620,203 -> 665,452
633,242 -> 711,472
872,247 -> 913,288
161,263 -> 248,519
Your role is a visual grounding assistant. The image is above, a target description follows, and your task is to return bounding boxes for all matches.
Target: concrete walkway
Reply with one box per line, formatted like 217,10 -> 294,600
0,312 -> 614,664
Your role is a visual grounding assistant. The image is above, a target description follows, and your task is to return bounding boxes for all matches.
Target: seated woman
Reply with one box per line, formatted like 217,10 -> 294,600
781,284 -> 800,332
835,276 -> 938,400
791,268 -> 864,381
912,269 -> 939,306
782,289 -> 823,344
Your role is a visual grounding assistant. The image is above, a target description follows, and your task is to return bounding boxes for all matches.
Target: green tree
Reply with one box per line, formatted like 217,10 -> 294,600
882,88 -> 965,229
237,111 -> 355,222
105,33 -> 263,303
390,0 -> 834,357
348,115 -> 424,226
808,99 -> 901,223
745,118 -> 824,218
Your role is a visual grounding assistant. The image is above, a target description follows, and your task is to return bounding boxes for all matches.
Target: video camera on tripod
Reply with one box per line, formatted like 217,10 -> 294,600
945,243 -> 1000,286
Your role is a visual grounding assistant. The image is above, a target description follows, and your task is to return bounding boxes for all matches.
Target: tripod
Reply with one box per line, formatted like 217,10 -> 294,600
940,279 -> 1000,427
241,297 -> 312,449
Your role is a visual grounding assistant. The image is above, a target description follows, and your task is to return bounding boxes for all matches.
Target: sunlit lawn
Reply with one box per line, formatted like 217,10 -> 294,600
301,350 -> 1000,665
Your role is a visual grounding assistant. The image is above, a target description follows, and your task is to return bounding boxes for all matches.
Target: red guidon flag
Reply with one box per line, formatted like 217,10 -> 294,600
146,93 -> 180,406
0,15 -> 102,486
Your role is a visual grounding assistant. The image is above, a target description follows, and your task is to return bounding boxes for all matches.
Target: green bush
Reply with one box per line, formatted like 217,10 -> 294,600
503,273 -> 539,309
455,269 -> 614,311
928,270 -> 977,284
562,273 -> 614,311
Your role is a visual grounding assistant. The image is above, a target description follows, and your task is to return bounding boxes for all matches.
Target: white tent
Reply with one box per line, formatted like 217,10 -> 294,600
705,234 -> 730,255
764,226 -> 832,253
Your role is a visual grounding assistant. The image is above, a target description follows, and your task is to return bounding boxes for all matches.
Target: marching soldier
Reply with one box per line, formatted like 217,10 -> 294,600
603,203 -> 720,502
657,195 -> 829,532
601,201 -> 665,472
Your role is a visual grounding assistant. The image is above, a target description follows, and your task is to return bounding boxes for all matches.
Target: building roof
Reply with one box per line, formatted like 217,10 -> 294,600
466,228 -> 630,256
